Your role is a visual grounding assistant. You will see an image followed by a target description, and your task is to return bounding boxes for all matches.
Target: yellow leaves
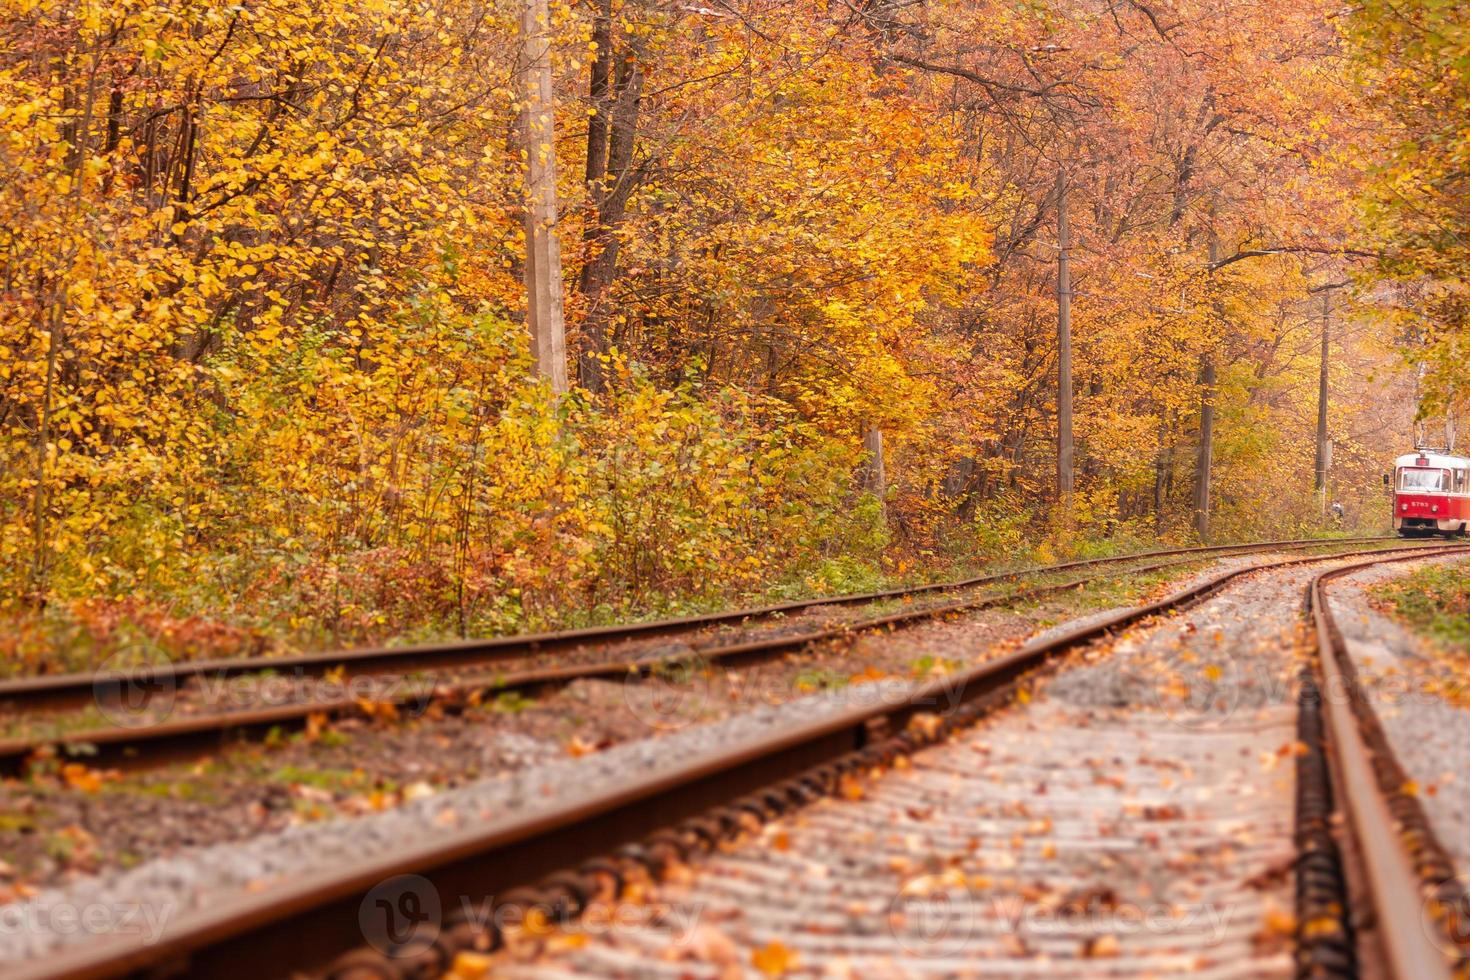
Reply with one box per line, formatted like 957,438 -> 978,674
355,698 -> 400,723
565,735 -> 600,757
402,781 -> 436,802
751,941 -> 798,977
445,952 -> 493,979
1259,899 -> 1297,941
2,0 -> 1357,665
899,867 -> 967,897
906,712 -> 943,739
60,763 -> 105,793
304,711 -> 332,742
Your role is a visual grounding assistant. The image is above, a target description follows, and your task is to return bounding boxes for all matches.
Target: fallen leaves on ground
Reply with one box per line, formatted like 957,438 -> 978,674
752,940 -> 799,977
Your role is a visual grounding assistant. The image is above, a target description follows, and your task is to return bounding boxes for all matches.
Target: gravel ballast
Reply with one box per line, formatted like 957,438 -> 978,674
0,663 -> 989,962
488,559 -> 1327,977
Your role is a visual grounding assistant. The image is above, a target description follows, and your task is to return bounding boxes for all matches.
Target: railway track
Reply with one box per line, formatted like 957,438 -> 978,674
1308,556 -> 1470,979
7,542 -> 1470,979
0,536 -> 1395,716
0,537 -> 1418,775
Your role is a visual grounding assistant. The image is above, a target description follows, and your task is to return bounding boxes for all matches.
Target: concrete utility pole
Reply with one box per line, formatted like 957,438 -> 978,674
520,0 -> 568,393
1056,169 -> 1075,511
1194,235 -> 1218,540
1194,354 -> 1216,538
1314,292 -> 1331,495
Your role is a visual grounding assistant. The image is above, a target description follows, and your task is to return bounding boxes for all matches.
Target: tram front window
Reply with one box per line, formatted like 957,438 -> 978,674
1400,468 -> 1448,491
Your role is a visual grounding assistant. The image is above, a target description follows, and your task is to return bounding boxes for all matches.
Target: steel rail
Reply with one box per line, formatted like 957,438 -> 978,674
0,539 -> 1429,776
0,535 -> 1396,717
1310,551 -> 1470,980
8,542 -> 1461,980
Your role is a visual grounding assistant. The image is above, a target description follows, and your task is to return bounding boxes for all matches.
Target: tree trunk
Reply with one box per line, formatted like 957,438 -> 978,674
1193,236 -> 1218,539
577,30 -> 643,393
1055,169 -> 1075,514
1154,416 -> 1174,533
520,0 -> 568,393
30,300 -> 63,600
863,425 -> 886,521
583,0 -> 612,191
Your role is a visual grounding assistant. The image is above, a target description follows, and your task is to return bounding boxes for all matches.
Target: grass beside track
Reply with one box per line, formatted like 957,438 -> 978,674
0,533 -> 1377,679
1371,557 -> 1470,652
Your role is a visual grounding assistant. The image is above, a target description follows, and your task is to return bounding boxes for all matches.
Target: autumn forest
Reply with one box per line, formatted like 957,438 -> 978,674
2,0 -> 1467,655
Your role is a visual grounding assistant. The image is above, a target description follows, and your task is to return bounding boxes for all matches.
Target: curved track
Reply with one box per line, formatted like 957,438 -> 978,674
8,542 -> 1470,979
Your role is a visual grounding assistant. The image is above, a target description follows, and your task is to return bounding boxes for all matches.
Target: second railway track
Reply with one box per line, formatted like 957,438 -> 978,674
0,537 -> 1427,775
0,535 -> 1400,716
8,541 -> 1470,978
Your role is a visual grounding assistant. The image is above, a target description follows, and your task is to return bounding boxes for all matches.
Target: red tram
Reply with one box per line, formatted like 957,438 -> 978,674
1393,450 -> 1470,537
